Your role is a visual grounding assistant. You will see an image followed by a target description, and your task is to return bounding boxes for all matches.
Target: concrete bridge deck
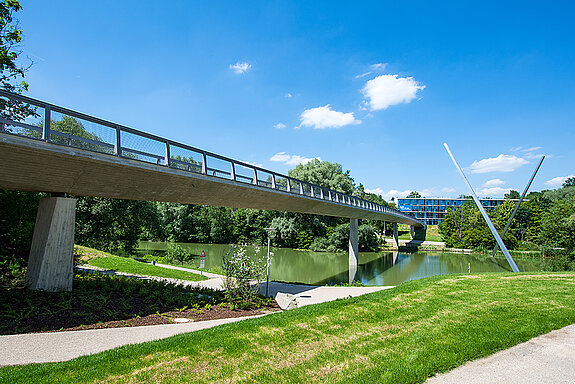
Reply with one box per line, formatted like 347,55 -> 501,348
0,90 -> 424,291
0,133 -> 420,224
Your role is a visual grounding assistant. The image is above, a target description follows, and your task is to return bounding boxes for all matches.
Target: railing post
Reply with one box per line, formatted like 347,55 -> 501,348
43,106 -> 51,142
310,185 -> 314,198
286,178 -> 291,193
271,174 -> 276,189
299,182 -> 304,195
201,152 -> 207,174
320,188 -> 324,199
231,162 -> 236,181
252,168 -> 258,185
164,141 -> 171,167
114,126 -> 121,156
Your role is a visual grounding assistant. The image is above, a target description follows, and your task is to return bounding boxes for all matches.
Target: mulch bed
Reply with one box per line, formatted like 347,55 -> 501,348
59,304 -> 281,332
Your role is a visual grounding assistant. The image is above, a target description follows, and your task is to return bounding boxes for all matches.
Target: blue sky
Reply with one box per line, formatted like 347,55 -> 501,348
16,1 -> 575,200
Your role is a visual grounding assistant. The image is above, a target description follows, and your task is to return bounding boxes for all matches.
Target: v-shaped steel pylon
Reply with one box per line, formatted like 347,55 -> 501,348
491,156 -> 544,258
443,143 -> 520,272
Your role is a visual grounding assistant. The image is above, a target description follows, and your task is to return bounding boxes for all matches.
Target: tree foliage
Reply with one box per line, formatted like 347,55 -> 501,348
0,0 -> 35,122
288,159 -> 355,195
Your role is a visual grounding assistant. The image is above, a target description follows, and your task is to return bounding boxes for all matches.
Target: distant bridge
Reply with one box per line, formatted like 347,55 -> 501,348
0,90 -> 424,291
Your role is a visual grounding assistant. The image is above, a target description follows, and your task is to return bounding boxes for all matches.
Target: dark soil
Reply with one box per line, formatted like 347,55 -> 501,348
0,273 -> 280,335
60,303 -> 280,332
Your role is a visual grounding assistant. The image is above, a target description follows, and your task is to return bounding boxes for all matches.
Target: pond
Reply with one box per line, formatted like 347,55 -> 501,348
138,242 -> 543,286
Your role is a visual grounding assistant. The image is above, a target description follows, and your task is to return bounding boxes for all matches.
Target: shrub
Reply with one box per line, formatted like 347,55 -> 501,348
310,237 -> 330,252
543,249 -> 575,271
222,247 -> 265,307
165,243 -> 192,264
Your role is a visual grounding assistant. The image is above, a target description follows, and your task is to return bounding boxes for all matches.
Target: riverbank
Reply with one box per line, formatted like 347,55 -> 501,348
2,272 -> 574,383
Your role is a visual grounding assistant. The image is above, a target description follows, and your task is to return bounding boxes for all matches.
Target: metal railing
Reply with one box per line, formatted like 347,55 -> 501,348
0,90 -> 423,225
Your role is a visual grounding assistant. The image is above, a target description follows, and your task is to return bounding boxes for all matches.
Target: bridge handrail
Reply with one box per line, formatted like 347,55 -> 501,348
0,90 -> 423,226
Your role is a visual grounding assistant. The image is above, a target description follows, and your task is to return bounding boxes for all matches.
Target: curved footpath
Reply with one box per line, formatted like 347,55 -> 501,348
2,265 -> 574,383
0,264 -> 391,366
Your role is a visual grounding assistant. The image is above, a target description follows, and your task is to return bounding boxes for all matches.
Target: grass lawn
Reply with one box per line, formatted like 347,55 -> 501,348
139,253 -> 225,276
78,246 -> 208,282
3,272 -> 575,383
397,224 -> 443,242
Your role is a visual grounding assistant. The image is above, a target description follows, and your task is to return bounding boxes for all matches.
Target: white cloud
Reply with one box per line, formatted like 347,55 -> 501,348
361,74 -> 425,111
478,187 -> 512,197
483,178 -> 505,187
355,63 -> 388,79
355,72 -> 372,79
524,152 -> 547,160
523,146 -> 542,152
545,174 -> 575,187
469,154 -> 529,173
364,188 -> 411,201
229,61 -> 251,74
270,152 -> 319,166
273,123 -> 287,129
284,93 -> 293,98
299,105 -> 361,129
370,63 -> 387,71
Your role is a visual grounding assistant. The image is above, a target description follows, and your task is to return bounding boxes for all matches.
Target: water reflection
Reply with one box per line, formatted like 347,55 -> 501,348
139,242 -> 542,286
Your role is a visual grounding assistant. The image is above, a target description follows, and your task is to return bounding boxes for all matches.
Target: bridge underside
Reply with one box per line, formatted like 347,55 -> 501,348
0,134 -> 422,226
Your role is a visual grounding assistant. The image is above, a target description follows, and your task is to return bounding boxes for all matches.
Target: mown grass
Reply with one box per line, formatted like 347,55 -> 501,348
139,253 -> 225,276
83,252 -> 208,282
2,272 -> 575,383
397,224 -> 442,242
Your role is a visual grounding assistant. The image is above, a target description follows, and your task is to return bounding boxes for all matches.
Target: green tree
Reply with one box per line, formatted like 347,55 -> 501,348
0,0 -> 35,123
75,197 -> 160,254
406,191 -> 422,198
269,215 -> 298,248
288,159 -> 355,195
504,190 -> 520,200
0,189 -> 45,264
563,177 -> 575,188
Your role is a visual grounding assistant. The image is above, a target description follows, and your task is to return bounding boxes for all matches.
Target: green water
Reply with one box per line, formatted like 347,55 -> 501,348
138,241 -> 543,286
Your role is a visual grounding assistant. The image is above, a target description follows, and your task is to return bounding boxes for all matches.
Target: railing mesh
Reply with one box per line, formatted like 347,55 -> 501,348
0,90 -> 424,227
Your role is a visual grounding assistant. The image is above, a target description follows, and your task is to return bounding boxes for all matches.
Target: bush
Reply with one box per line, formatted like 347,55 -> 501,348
165,243 -> 193,264
310,237 -> 330,252
543,249 -> 575,271
222,247 -> 265,307
359,224 -> 378,251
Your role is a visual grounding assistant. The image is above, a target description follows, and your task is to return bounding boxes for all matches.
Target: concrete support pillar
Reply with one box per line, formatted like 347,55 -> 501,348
410,225 -> 415,240
348,264 -> 357,284
349,218 -> 359,266
25,197 -> 77,292
392,223 -> 399,248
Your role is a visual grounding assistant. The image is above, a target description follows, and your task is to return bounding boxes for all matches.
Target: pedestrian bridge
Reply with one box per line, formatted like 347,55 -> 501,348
0,90 -> 424,291
0,90 -> 423,226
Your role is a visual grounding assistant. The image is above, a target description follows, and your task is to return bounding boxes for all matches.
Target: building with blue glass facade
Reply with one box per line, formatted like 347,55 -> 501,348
396,197 -> 509,225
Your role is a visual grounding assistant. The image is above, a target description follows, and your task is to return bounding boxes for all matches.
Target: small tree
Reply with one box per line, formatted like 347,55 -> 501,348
222,247 -> 266,307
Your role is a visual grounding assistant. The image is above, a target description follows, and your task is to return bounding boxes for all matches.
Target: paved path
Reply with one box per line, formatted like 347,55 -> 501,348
0,315 -> 262,366
427,324 -> 575,384
2,265 -> 392,366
